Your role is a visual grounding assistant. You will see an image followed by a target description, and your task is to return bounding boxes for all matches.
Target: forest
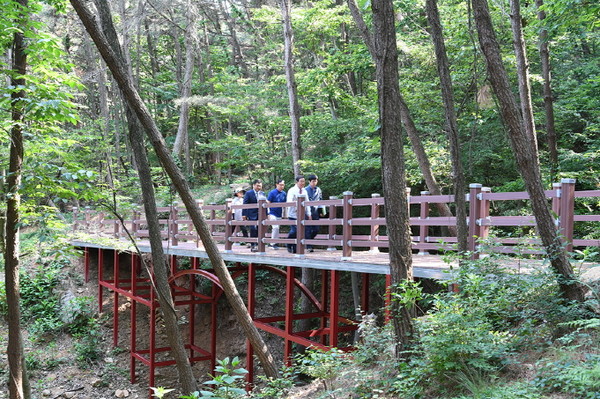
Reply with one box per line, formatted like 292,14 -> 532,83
1,0 -> 599,398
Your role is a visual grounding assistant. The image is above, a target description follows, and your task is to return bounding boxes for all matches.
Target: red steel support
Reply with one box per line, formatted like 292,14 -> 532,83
98,248 -> 104,313
246,263 -> 256,387
329,270 -> 340,347
342,191 -> 353,260
320,269 -> 329,345
284,266 -> 295,365
113,249 -> 119,347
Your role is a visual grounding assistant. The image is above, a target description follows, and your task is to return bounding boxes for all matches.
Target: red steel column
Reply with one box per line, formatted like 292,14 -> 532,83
329,270 -> 340,347
320,269 -> 328,345
130,252 -> 137,383
342,191 -> 353,260
98,248 -> 104,313
246,263 -> 256,387
284,266 -> 295,365
113,250 -> 119,347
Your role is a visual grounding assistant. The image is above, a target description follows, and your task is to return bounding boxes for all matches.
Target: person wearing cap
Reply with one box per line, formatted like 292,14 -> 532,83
267,179 -> 286,249
232,188 -> 248,244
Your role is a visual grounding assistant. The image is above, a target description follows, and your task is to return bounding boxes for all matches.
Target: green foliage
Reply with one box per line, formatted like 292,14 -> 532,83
295,348 -> 347,393
534,354 -> 600,398
198,357 -> 248,398
20,262 -> 63,338
73,320 -> 103,367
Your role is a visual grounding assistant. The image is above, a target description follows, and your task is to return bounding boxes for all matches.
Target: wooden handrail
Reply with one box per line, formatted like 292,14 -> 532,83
71,180 -> 600,259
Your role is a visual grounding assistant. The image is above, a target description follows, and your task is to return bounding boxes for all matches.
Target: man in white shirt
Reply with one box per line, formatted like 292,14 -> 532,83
286,175 -> 311,253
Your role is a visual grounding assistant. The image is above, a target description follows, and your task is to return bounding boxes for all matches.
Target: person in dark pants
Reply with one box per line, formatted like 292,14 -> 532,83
305,174 -> 323,252
286,175 -> 311,253
267,179 -> 287,249
242,179 -> 265,252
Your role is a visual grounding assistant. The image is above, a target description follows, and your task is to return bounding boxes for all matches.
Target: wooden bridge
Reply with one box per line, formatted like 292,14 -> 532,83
71,179 -> 600,390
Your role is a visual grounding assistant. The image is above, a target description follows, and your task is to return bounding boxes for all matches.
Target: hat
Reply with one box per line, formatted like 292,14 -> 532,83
235,188 -> 246,194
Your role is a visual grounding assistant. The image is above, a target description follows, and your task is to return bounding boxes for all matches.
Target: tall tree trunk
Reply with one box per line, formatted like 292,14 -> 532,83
5,1 -> 32,397
471,0 -> 585,302
279,0 -> 302,177
372,0 -> 415,356
172,0 -> 197,175
70,0 -> 280,379
535,0 -> 558,180
510,0 -> 537,148
91,0 -> 197,392
425,0 -> 468,254
347,0 -> 456,229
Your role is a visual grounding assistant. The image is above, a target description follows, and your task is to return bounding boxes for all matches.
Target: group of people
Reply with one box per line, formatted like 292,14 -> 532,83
232,175 -> 325,253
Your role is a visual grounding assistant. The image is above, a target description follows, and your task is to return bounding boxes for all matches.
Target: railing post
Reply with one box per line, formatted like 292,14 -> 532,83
196,200 -> 203,247
224,198 -> 234,253
369,194 -> 381,253
84,206 -> 92,230
479,187 -> 491,242
113,218 -> 120,238
468,183 -> 483,259
131,205 -> 139,239
558,178 -> 576,252
257,197 -> 267,254
552,182 -> 561,216
171,202 -> 179,246
327,196 -> 338,251
342,191 -> 353,260
209,203 -> 217,236
296,194 -> 307,257
418,191 -> 430,255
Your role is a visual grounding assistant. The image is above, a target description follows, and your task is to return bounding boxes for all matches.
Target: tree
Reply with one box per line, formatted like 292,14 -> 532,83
91,0 -> 198,392
5,2 -> 32,398
425,0 -> 468,254
69,0 -> 280,379
471,0 -> 585,301
371,0 -> 415,355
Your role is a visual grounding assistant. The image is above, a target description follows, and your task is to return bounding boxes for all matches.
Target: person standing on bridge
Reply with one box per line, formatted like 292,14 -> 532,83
305,174 -> 324,252
267,179 -> 286,250
286,175 -> 311,253
232,188 -> 248,245
242,179 -> 266,252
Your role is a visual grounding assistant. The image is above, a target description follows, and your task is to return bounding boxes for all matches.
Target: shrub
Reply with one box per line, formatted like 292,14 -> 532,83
534,353 -> 600,398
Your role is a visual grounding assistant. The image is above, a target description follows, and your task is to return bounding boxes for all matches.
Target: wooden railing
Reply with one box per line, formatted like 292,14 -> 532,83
72,179 -> 600,259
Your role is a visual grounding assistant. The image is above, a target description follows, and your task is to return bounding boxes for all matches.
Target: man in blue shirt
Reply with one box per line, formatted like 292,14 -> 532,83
242,179 -> 265,252
267,179 -> 286,249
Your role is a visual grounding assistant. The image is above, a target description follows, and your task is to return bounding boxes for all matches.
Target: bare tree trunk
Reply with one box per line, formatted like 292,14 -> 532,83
471,0 -> 585,302
347,0 -> 456,229
91,0 -> 197,392
172,0 -> 197,175
70,0 -> 280,378
372,0 -> 415,356
5,1 -> 31,397
510,0 -> 537,148
279,0 -> 302,177
535,0 -> 558,180
425,0 -> 468,254
218,0 -> 248,76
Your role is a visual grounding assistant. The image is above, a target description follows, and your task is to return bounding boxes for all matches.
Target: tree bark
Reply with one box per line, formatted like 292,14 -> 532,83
347,0 -> 456,228
471,0 -> 585,302
70,0 -> 280,379
279,0 -> 302,177
535,0 -> 558,180
371,0 -> 415,356
90,0 -> 198,392
172,0 -> 197,174
5,1 -> 32,397
425,0 -> 468,254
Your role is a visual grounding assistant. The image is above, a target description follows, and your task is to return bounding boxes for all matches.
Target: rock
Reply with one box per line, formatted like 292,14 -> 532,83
91,378 -> 104,387
115,389 -> 130,398
63,391 -> 76,398
42,390 -> 52,397
105,357 -> 115,363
